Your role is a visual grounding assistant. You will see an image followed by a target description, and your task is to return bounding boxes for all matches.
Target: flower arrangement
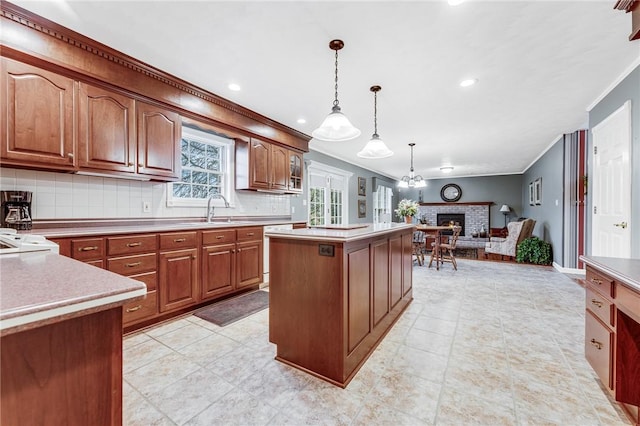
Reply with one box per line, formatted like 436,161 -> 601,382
394,199 -> 419,218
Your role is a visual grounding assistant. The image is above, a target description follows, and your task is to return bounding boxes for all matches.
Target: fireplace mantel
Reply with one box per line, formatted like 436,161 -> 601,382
418,202 -> 494,206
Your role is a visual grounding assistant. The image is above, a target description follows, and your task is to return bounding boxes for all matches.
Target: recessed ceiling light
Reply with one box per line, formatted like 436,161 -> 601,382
440,166 -> 454,173
228,83 -> 241,91
297,118 -> 307,124
448,0 -> 465,5
460,78 -> 478,87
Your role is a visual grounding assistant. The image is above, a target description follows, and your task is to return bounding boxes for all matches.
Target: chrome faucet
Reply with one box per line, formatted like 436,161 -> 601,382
207,194 -> 230,222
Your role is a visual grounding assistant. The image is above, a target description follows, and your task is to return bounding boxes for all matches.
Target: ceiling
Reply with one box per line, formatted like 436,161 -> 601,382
11,0 -> 640,181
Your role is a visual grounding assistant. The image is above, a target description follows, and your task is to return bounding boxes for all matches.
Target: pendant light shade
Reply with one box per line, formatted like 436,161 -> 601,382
357,85 -> 393,159
312,40 -> 361,142
398,143 -> 426,188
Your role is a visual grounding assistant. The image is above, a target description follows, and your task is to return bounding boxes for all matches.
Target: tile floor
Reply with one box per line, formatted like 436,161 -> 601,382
123,260 -> 632,425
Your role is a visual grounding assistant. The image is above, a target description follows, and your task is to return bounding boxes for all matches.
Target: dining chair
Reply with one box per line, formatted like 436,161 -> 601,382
412,231 -> 426,266
428,225 -> 462,270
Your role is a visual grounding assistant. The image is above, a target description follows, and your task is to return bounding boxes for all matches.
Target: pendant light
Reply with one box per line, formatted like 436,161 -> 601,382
357,85 -> 393,159
398,143 -> 426,188
312,39 -> 361,142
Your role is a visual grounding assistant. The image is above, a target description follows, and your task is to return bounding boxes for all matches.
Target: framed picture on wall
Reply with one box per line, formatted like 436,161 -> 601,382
528,182 -> 535,206
358,177 -> 366,196
358,199 -> 366,218
534,178 -> 542,205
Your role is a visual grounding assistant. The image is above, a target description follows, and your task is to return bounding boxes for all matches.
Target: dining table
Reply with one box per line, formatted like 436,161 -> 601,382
415,225 -> 453,270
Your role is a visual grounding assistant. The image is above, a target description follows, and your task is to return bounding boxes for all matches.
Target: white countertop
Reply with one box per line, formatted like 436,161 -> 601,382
264,223 -> 415,242
580,255 -> 640,293
0,251 -> 146,336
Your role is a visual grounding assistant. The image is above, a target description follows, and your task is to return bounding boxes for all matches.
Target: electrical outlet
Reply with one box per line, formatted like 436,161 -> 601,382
291,206 -> 295,214
142,201 -> 151,213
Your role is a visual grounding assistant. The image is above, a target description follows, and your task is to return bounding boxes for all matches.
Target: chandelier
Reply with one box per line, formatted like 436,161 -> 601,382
312,39 -> 361,142
398,143 -> 426,188
357,85 -> 393,159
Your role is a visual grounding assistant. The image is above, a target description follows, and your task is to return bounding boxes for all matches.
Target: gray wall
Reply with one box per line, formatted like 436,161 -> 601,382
587,65 -> 640,258
398,175 -> 523,228
290,150 -> 396,223
522,137 -> 565,264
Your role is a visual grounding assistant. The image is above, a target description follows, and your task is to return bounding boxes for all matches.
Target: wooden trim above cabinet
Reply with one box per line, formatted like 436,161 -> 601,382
0,1 -> 310,152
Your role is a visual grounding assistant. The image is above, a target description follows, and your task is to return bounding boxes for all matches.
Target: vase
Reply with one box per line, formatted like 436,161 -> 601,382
405,216 -> 413,224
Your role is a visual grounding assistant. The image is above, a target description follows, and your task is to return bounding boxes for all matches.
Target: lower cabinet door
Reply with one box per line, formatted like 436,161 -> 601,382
159,248 -> 198,312
236,240 -> 263,289
202,243 -> 235,299
585,309 -> 614,391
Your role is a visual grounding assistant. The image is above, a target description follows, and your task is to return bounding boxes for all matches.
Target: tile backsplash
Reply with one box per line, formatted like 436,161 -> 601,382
0,167 -> 292,220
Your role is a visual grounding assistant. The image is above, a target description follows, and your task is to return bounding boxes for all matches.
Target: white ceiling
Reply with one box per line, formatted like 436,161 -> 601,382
11,0 -> 640,181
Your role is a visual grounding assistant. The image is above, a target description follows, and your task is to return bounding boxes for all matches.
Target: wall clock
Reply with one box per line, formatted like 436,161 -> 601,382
440,183 -> 462,202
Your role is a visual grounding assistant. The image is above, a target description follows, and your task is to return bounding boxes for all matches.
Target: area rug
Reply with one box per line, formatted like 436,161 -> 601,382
194,290 -> 269,327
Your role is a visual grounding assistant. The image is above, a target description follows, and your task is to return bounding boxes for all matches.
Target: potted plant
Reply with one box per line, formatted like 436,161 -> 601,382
394,199 -> 419,223
516,237 -> 552,265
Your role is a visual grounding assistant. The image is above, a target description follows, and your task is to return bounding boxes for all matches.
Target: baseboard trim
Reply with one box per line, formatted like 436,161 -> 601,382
553,262 -> 586,275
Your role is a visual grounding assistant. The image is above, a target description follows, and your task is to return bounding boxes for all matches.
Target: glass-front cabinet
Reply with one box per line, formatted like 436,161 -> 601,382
288,150 -> 303,193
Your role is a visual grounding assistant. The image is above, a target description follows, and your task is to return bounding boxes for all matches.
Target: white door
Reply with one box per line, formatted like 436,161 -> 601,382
591,100 -> 631,258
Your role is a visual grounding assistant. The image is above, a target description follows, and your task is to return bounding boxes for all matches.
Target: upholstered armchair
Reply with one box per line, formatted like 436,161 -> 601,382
485,219 -> 536,259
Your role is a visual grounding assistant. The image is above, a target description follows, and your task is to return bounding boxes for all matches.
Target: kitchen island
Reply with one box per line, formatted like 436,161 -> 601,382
1,251 -> 146,425
266,223 -> 414,387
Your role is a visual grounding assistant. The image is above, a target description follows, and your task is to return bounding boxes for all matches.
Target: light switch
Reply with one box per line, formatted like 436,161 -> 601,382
555,199 -> 558,206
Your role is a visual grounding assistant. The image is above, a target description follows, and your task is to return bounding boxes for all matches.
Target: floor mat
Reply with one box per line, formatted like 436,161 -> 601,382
194,290 -> 269,327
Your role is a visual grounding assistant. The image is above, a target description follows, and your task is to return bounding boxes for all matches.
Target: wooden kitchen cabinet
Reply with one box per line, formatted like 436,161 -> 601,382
136,101 -> 181,181
235,138 -> 290,191
582,258 -> 640,425
78,82 -> 136,174
288,150 -> 303,193
201,226 -> 263,299
1,58 -> 76,170
159,248 -> 198,312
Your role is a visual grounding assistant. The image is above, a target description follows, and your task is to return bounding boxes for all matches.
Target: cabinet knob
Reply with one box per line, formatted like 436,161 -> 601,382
191,255 -> 196,260
129,162 -> 134,166
237,248 -> 242,252
138,163 -> 144,167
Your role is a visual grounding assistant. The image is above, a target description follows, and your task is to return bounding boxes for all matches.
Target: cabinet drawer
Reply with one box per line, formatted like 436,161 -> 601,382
107,234 -> 157,256
130,270 -> 157,292
108,253 -> 157,275
585,310 -> 613,390
71,238 -> 104,261
586,267 -> 615,298
586,287 -> 615,327
617,284 -> 640,323
85,259 -> 104,269
123,290 -> 157,325
159,232 -> 197,250
202,229 -> 236,245
237,226 -> 263,242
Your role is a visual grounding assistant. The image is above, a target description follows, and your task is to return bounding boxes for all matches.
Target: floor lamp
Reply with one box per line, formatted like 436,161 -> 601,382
500,204 -> 510,227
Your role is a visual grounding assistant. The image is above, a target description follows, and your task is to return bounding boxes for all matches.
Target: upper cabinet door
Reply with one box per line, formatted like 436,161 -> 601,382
1,58 -> 76,169
249,138 -> 271,189
78,82 -> 136,173
136,101 -> 181,181
288,150 -> 303,193
270,144 -> 288,191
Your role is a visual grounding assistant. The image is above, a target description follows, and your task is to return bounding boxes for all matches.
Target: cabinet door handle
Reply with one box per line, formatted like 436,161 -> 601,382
126,305 -> 142,313
126,242 -> 142,247
591,299 -> 603,308
67,153 -> 74,158
128,161 -> 134,166
237,248 -> 242,252
590,338 -> 603,350
246,232 -> 254,236
125,262 -> 142,268
216,236 -> 224,240
174,238 -> 186,243
590,278 -> 602,285
79,246 -> 98,252
232,249 -> 236,253
191,255 -> 196,260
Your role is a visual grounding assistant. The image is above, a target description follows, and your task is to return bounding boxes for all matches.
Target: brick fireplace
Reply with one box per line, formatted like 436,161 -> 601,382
418,202 -> 492,237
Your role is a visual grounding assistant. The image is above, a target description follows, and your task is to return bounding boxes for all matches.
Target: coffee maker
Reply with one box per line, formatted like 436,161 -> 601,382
1,191 -> 33,230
